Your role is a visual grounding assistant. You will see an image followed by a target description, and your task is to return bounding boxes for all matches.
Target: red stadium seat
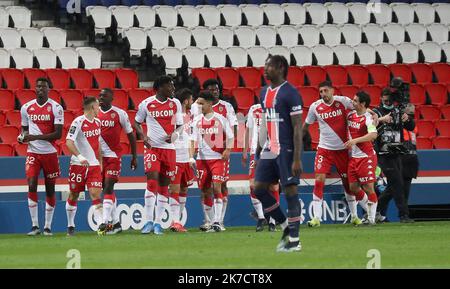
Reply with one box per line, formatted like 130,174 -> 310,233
68,69 -> 94,89
309,122 -> 319,144
345,65 -> 369,86
409,84 -> 427,106
5,111 -> 21,128
64,111 -> 75,128
60,89 -> 84,112
366,65 -> 390,86
231,87 -> 255,115
0,144 -> 14,156
416,137 -> 433,150
120,142 -> 130,155
136,140 -> 145,154
23,69 -> 46,89
0,69 -> 25,89
433,136 -> 450,149
238,67 -> 262,90
46,69 -> 70,89
416,120 -> 436,138
287,66 -> 305,87
361,85 -> 382,107
324,65 -> 348,86
298,87 -> 319,108
0,112 -> 6,126
216,68 -> 239,93
441,105 -> 450,119
115,69 -> 138,89
60,141 -> 72,156
410,63 -> 433,84
48,89 -> 62,104
192,68 -> 217,88
425,83 -> 448,106
387,64 -> 413,83
0,126 -> 20,144
112,89 -> 130,110
337,85 -> 359,98
127,110 -> 136,125
82,89 -> 101,98
90,69 -> 116,89
419,105 -> 441,121
303,66 -> 326,86
436,120 -> 450,137
15,89 -> 36,106
260,67 -> 270,86
14,143 -> 28,156
430,63 -> 450,83
0,89 -> 16,111
128,89 -> 150,109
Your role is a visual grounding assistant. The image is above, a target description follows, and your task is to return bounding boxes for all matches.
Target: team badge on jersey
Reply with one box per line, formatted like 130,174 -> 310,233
111,113 -> 116,119
47,106 -> 52,112
219,106 -> 223,112
169,102 -> 173,108
69,126 -> 76,134
336,103 -> 340,108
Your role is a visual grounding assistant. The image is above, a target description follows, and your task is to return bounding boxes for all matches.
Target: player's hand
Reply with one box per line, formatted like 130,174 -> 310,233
22,133 -> 35,143
401,113 -> 409,123
241,153 -> 248,167
165,132 -> 179,144
189,157 -> 196,169
143,136 -> 152,149
130,156 -> 137,171
380,113 -> 393,124
344,139 -> 357,149
222,149 -> 231,160
292,159 -> 302,177
80,159 -> 89,167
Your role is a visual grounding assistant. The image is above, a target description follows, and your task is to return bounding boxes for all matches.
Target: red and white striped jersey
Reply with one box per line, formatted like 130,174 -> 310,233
98,106 -> 133,158
175,112 -> 192,163
347,110 -> 377,158
191,100 -> 238,127
305,95 -> 354,150
66,115 -> 102,166
135,95 -> 183,150
246,104 -> 263,155
20,99 -> 64,154
191,112 -> 233,160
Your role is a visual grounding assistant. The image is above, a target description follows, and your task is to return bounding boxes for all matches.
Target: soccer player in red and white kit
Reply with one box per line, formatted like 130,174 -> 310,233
303,81 -> 371,227
97,88 -> 137,235
65,97 -> 103,236
344,91 -> 378,225
190,91 -> 234,233
191,79 -> 238,231
242,103 -> 279,232
19,78 -> 64,236
169,88 -> 195,233
135,76 -> 183,235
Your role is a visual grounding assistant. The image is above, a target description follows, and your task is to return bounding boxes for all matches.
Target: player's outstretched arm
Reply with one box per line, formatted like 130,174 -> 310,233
292,114 -> 303,177
23,124 -> 63,142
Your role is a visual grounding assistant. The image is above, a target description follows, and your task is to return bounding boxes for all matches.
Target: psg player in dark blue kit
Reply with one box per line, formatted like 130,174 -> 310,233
254,55 -> 304,252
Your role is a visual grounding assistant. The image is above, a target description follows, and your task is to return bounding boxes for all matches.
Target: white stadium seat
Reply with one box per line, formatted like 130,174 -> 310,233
33,48 -> 57,69
176,6 -> 200,28
247,46 -> 268,67
147,27 -> 169,52
77,47 -> 102,69
347,2 -> 371,25
427,24 -> 449,45
305,3 -> 328,26
10,48 -> 33,69
362,24 -> 385,46
205,47 -> 227,68
420,42 -> 443,63
234,26 -> 256,49
319,25 -> 342,47
373,3 -> 392,25
5,6 -> 31,28
226,47 -> 248,67
312,44 -> 334,66
169,27 -> 192,50
413,3 -> 436,25
442,42 -> 450,60
261,4 -> 285,26
268,46 -> 291,64
397,43 -> 419,64
0,8 -> 9,28
277,25 -> 299,48
182,46 -> 205,69
41,27 -> 67,50
405,23 -> 427,45
326,2 -> 349,25
354,44 -> 376,65
123,28 -> 147,58
154,6 -> 178,28
281,3 -> 306,26
212,26 -> 234,49
219,5 -> 242,27
160,47 -> 183,74
20,28 -> 44,50
110,6 -> 134,37
255,26 -> 277,49
298,25 -> 320,48
290,45 -> 313,66
0,48 -> 10,68
375,43 -> 398,64
383,23 -> 406,46
433,3 -> 450,25
0,28 -> 21,50
56,47 -> 79,69
88,6 -> 112,36
131,6 -> 156,29
341,24 -> 362,47
391,3 -> 415,26
191,27 -> 213,49
199,6 -> 221,28
333,44 -> 355,65
241,4 -> 264,27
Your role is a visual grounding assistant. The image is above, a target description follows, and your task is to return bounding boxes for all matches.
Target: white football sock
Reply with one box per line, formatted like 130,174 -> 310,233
44,202 -> 55,229
93,203 -> 103,225
28,198 -> 38,227
358,194 -> 369,213
345,193 -> 358,218
251,197 -> 265,219
312,194 -> 323,220
144,189 -> 156,223
220,197 -> 228,223
368,201 -> 378,223
102,199 -> 114,224
213,198 -> 223,224
66,202 -> 77,228
155,194 -> 169,224
179,196 -> 187,220
170,196 -> 180,223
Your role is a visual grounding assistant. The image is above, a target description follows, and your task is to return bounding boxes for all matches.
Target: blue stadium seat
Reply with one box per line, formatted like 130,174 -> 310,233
205,0 -> 222,6
81,0 -> 100,8
121,0 -> 142,6
143,0 -> 163,5
184,0 -> 203,5
101,0 -> 121,5
163,0 -> 180,5
267,0 -> 287,4
226,0 -> 241,5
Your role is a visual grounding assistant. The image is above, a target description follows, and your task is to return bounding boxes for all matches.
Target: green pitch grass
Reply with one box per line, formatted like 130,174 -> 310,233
1,221 -> 450,269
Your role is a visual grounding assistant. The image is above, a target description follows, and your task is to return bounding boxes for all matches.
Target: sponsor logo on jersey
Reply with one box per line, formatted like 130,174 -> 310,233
198,127 -> 220,135
348,120 -> 361,129
29,114 -> 51,122
148,110 -> 174,118
101,120 -> 115,127
318,109 -> 343,120
83,128 -> 101,138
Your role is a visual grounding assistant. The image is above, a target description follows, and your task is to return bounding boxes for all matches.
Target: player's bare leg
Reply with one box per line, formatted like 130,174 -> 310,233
100,178 -> 117,234
43,180 -> 56,236
309,173 -> 326,227
142,172 -> 158,234
27,177 -> 40,236
169,184 -> 187,232
153,174 -> 171,235
66,191 -> 80,236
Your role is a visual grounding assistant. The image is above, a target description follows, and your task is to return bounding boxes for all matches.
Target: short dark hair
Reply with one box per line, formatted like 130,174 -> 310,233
153,75 -> 173,91
356,91 -> 371,108
319,81 -> 333,89
267,55 -> 289,79
202,78 -> 219,89
381,87 -> 391,97
83,96 -> 98,108
175,88 -> 193,104
197,90 -> 215,102
36,77 -> 50,85
100,88 -> 113,95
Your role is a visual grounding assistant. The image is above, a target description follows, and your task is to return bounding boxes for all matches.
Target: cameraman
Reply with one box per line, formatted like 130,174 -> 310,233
373,87 -> 415,223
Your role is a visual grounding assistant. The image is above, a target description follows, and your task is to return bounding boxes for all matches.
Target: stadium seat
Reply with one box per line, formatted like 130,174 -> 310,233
340,24 -> 362,47
405,23 -> 428,45
136,140 -> 144,154
347,2 -> 371,25
416,136 -> 433,149
191,27 -> 213,49
362,24 -> 384,46
82,89 -> 101,98
262,4 -> 285,26
115,68 -> 138,89
33,48 -> 57,69
303,66 -> 326,87
337,85 -> 358,98
416,120 -> 436,137
205,47 -> 227,69
226,47 -> 247,68
68,69 -> 93,89
154,6 -> 178,28
309,121 -> 320,147
5,110 -> 20,128
388,64 -> 413,83
443,42 -> 450,61
183,46 -> 205,69
392,3 -> 415,26
281,3 -> 305,26
409,84 -> 427,106
287,66 -> 304,87
268,46 -> 291,64
15,89 -> 36,106
218,5 -> 241,27
10,48 -> 33,69
319,25 -> 342,47
176,5 -> 199,29
216,68 -> 239,94
120,142 -> 130,155
110,6 -> 134,38
0,112 -> 5,126
431,63 -> 450,83
0,69 -> 24,89
46,69 -> 70,89
124,28 -> 149,59
169,27 -> 192,50
0,28 -> 21,50
131,6 -> 155,29
373,2 -> 392,25
0,89 -> 15,112
345,65 -> 369,86
6,6 -> 31,28
160,47 -> 183,74
63,111 -> 75,129
434,3 -> 450,25
248,46 -> 269,67
354,44 -> 376,65
22,69 -> 46,90
326,2 -> 349,25
20,28 -> 44,50
312,45 -> 334,66
410,63 -> 433,84
306,3 -> 328,25
361,85 -> 382,107
77,47 -> 102,69
255,26 -> 277,49
212,27 -> 234,49
333,45 -> 355,66
433,137 -> 450,149
0,7 -> 8,28
436,120 -> 450,137
61,89 -> 84,112
419,106 -> 441,121
232,87 -> 255,115
14,143 -> 27,156
420,42 -> 443,63
398,43 -> 420,64
0,49 -> 9,68
192,68 -> 217,88
441,105 -> 450,119
298,25 -> 320,48
111,89 -> 129,110
91,69 -> 116,89
375,44 -> 398,65
128,89 -> 150,109
0,126 -> 19,144
41,27 -> 67,50
56,48 -> 79,69
383,23 -> 406,46
291,46 -> 314,66
241,4 -> 264,27
277,25 -> 299,48
324,65 -> 348,86
427,24 -> 449,45
425,83 -> 448,106
413,3 -> 436,25
298,87 -> 319,108
237,67 -> 260,91
235,27 -> 257,49
126,110 -> 136,124
0,144 -> 14,156
87,6 -> 112,38
199,5 -> 221,28
367,65 -> 390,87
